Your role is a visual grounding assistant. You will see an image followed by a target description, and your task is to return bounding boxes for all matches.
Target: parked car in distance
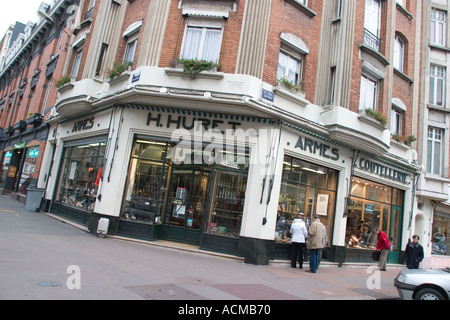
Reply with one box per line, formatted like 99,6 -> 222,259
394,268 -> 450,300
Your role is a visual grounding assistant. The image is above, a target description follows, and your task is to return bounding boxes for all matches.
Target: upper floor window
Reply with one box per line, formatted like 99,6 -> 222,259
427,127 -> 443,175
85,0 -> 96,20
359,75 -> 378,111
277,51 -> 302,88
393,35 -> 404,72
181,20 -> 224,63
71,48 -> 83,79
431,9 -> 446,46
429,65 -> 446,107
364,0 -> 381,52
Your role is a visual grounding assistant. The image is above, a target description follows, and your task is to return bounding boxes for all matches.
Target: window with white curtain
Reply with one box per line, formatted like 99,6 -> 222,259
71,48 -> 83,79
364,0 -> 381,37
181,20 -> 223,62
277,51 -> 302,86
390,107 -> 403,135
359,75 -> 378,110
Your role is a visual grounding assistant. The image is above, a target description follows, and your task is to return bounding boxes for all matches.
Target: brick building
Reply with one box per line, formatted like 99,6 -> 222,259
0,1 -> 76,201
2,0 -> 447,266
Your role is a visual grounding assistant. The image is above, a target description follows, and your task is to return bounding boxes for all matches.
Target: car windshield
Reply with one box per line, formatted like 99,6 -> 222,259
444,268 -> 450,274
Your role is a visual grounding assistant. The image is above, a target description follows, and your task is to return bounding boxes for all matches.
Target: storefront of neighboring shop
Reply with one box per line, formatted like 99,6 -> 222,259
0,116 -> 47,199
272,125 -> 417,265
43,103 -> 278,259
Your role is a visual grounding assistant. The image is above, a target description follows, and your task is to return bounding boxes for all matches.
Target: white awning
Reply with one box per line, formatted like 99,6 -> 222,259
182,9 -> 229,19
123,20 -> 143,38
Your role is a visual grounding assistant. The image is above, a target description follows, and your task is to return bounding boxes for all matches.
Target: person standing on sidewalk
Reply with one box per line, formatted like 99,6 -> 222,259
290,213 -> 308,269
405,235 -> 424,269
306,214 -> 325,273
374,227 -> 391,271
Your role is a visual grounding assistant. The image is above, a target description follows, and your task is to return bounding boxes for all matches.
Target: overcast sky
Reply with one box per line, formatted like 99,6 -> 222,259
0,0 -> 43,37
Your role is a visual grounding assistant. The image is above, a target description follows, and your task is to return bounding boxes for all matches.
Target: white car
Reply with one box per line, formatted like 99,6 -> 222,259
394,268 -> 450,300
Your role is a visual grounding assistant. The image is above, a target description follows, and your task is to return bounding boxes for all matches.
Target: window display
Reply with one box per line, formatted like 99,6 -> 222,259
346,178 -> 403,251
56,140 -> 106,211
276,156 -> 338,245
121,140 -> 170,223
432,211 -> 449,256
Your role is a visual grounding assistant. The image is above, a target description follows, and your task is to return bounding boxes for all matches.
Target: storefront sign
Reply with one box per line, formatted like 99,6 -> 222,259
72,117 -> 94,132
146,113 -> 242,132
295,136 -> 340,161
358,158 -> 408,184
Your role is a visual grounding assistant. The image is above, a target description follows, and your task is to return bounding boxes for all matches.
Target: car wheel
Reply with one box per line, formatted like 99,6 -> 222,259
414,288 -> 446,300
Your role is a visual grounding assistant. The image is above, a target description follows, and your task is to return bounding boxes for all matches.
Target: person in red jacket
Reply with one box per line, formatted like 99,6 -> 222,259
374,227 -> 391,271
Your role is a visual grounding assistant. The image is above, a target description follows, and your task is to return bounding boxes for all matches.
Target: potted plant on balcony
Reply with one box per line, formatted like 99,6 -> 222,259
364,108 -> 388,127
55,75 -> 72,89
106,61 -> 133,82
277,77 -> 300,92
176,58 -> 220,79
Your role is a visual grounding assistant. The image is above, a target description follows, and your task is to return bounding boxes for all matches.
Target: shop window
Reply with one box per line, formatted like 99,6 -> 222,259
121,140 -> 171,224
18,146 -> 39,194
346,177 -> 404,252
120,138 -> 250,239
276,156 -> 338,245
1,151 -> 12,187
55,140 -> 106,212
432,211 -> 449,256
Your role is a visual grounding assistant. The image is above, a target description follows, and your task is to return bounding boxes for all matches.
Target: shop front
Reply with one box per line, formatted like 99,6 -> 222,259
345,156 -> 412,264
118,136 -> 250,252
1,117 -> 47,199
46,104 -> 272,257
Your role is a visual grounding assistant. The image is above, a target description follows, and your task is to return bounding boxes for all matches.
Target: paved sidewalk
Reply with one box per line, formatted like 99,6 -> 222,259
0,195 -> 401,301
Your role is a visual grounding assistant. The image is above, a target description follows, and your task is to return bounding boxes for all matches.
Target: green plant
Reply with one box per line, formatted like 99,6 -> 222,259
277,77 -> 299,91
54,75 -> 71,88
365,108 -> 387,126
106,61 -> 132,80
176,58 -> 220,78
405,135 -> 417,145
391,134 -> 402,142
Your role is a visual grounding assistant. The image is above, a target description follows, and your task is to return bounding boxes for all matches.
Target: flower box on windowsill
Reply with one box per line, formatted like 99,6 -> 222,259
57,82 -> 75,94
108,70 -> 132,85
358,110 -> 387,131
273,84 -> 309,107
165,64 -> 224,80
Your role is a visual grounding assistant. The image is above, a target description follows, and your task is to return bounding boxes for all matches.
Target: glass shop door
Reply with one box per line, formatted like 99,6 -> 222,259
162,168 -> 210,244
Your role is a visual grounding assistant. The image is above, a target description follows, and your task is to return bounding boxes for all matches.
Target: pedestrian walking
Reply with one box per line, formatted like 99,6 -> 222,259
405,235 -> 424,269
374,227 -> 390,271
290,213 -> 308,269
306,213 -> 325,273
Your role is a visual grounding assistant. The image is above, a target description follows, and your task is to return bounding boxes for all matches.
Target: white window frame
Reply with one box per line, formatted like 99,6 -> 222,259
427,127 -> 443,175
394,35 -> 404,72
124,36 -> 138,64
390,107 -> 403,135
71,48 -> 83,79
429,64 -> 446,107
180,19 -> 224,63
277,50 -> 303,87
431,9 -> 446,46
359,75 -> 378,111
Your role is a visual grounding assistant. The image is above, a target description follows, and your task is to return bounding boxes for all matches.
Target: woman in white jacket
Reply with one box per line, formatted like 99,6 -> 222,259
290,213 -> 308,269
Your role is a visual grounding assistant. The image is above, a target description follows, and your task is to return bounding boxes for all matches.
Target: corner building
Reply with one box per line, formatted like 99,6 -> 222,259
40,0 -> 424,265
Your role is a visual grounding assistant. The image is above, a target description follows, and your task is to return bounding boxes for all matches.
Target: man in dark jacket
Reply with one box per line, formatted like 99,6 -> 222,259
405,235 -> 424,269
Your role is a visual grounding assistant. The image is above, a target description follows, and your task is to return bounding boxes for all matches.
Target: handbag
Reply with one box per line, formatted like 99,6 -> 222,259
372,250 -> 381,261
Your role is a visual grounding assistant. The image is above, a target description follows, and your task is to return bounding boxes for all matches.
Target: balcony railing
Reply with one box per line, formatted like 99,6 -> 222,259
363,28 -> 381,52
